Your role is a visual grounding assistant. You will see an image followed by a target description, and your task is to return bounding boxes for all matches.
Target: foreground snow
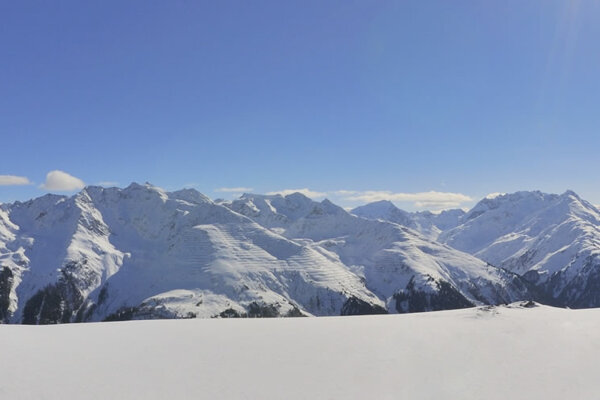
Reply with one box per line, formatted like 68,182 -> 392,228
1,304 -> 597,399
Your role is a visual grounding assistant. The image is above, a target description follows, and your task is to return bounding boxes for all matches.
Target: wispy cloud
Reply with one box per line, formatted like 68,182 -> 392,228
215,187 -> 254,193
213,185 -> 474,210
333,190 -> 359,196
485,192 -> 505,199
40,170 -> 85,191
0,175 -> 31,186
266,188 -> 327,199
261,188 -> 472,210
336,190 -> 473,210
97,181 -> 119,187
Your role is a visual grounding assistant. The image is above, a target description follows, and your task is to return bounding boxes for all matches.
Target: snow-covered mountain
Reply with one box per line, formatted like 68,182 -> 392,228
353,191 -> 600,308
0,184 -> 385,324
351,200 -> 465,239
0,186 -> 535,324
226,194 -> 531,313
438,191 -> 600,307
7,185 -> 600,324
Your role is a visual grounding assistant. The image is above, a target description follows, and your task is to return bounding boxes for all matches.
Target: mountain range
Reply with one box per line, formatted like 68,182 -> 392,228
353,191 -> 600,308
1,183 -> 599,324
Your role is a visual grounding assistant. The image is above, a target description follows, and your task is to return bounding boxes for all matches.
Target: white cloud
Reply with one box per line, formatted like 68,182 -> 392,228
0,175 -> 31,186
97,181 -> 119,187
266,188 -> 327,199
337,190 -> 473,210
333,190 -> 359,196
485,192 -> 506,199
215,187 -> 255,193
40,170 -> 85,192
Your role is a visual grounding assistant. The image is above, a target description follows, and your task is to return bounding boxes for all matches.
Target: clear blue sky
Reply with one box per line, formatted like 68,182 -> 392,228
1,1 -> 599,210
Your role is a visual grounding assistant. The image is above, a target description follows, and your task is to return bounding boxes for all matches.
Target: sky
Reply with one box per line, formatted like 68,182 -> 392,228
1,1 -> 599,211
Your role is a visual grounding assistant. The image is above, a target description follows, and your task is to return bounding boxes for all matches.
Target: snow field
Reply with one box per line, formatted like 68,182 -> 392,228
1,304 -> 597,400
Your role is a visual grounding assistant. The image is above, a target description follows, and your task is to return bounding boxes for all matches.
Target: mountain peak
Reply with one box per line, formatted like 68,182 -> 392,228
284,192 -> 313,203
351,200 -> 407,221
240,193 -> 272,199
315,198 -> 348,216
463,190 -> 558,220
561,189 -> 581,200
368,199 -> 396,207
440,189 -> 600,307
169,188 -> 211,205
121,182 -> 168,202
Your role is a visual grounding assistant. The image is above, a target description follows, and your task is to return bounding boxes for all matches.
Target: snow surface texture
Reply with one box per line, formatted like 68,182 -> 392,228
0,303 -> 597,400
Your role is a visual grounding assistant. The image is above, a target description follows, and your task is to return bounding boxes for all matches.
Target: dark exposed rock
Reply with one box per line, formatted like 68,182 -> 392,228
285,306 -> 306,317
550,258 -> 600,308
522,270 -> 540,284
218,304 -> 305,318
219,308 -> 243,318
521,300 -> 538,308
97,285 -> 109,306
0,267 -> 14,323
340,297 -> 387,316
22,268 -> 85,325
103,306 -> 140,322
394,277 -> 474,313
246,302 -> 280,318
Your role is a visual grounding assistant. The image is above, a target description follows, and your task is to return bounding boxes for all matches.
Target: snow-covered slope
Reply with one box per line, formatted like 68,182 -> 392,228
351,200 -> 465,239
0,184 -> 383,323
439,191 -> 600,307
1,303 -> 597,400
227,194 -> 531,312
14,185 -> 600,323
